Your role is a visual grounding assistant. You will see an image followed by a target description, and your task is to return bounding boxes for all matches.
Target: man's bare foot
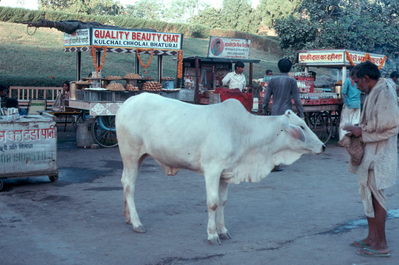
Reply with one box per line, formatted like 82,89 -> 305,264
357,247 -> 391,257
350,239 -> 370,248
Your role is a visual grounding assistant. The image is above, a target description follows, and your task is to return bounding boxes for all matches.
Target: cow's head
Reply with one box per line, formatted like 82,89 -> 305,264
283,110 -> 325,154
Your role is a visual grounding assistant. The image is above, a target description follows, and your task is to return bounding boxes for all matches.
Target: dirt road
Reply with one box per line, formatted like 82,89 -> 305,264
1,128 -> 399,265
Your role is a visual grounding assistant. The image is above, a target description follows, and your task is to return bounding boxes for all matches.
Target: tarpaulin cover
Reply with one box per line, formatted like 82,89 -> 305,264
25,19 -> 155,34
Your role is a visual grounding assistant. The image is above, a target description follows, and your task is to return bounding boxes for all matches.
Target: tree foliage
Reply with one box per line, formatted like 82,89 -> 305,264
166,0 -> 209,23
123,0 -> 165,21
39,0 -> 123,16
274,0 -> 399,56
255,0 -> 301,32
190,0 -> 261,34
189,7 -> 223,29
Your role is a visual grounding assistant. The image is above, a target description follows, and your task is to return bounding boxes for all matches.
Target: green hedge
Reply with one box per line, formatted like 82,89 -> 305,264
0,6 -> 210,38
0,6 -> 281,54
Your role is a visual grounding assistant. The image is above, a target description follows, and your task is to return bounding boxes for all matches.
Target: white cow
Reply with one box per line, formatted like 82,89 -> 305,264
115,93 -> 325,244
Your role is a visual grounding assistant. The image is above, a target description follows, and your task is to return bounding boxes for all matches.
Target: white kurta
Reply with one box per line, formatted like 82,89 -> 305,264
222,72 -> 246,91
350,78 -> 399,216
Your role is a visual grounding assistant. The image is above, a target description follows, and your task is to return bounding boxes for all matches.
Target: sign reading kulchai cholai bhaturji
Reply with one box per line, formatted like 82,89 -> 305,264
207,36 -> 251,59
64,28 -> 183,50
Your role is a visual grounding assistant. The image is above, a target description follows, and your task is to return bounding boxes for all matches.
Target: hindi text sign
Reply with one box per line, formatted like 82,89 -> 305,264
64,29 -> 90,47
208,36 -> 251,59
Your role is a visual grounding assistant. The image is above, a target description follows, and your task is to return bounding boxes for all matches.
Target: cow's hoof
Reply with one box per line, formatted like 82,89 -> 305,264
219,232 -> 232,240
133,225 -> 146,233
208,236 -> 221,245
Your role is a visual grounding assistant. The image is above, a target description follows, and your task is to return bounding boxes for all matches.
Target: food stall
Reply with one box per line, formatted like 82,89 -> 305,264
294,49 -> 387,143
182,56 -> 260,107
181,36 -> 260,109
63,26 -> 184,147
0,112 -> 58,191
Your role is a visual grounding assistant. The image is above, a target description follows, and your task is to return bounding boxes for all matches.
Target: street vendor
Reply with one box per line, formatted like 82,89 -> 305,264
263,69 -> 273,82
52,81 -> 70,112
339,70 -> 361,141
388,71 -> 399,96
0,85 -> 18,108
222,61 -> 246,92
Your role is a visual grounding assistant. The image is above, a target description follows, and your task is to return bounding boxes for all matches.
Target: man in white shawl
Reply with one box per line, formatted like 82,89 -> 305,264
344,61 -> 399,257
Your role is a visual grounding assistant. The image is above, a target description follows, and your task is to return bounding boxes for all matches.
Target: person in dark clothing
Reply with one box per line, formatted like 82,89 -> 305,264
388,71 -> 399,96
0,85 -> 18,108
262,59 -> 304,172
262,58 -> 304,118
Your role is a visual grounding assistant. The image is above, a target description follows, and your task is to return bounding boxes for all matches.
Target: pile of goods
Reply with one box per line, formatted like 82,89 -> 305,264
142,81 -> 162,91
123,73 -> 142,79
75,80 -> 92,85
106,83 -> 125,91
126,84 -> 140,91
161,77 -> 174,81
294,72 -> 340,105
293,72 -> 315,93
104,75 -> 122,80
300,92 -> 339,105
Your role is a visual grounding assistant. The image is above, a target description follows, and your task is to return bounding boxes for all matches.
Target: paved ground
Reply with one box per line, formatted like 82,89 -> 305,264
1,126 -> 399,265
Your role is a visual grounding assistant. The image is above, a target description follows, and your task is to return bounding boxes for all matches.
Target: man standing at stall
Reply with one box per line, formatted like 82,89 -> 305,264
388,71 -> 399,96
52,81 -> 70,112
0,85 -> 18,108
262,58 -> 304,172
222,61 -> 246,92
262,58 -> 304,118
263,69 -> 273,82
343,61 -> 399,257
339,70 -> 361,141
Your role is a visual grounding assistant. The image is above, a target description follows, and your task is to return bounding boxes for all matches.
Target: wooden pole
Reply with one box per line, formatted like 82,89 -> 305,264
135,50 -> 140,75
76,51 -> 81,81
249,63 -> 253,87
194,57 -> 200,104
158,55 -> 163,83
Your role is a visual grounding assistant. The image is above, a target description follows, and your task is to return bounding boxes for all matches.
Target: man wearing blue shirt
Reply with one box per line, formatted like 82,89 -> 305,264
339,70 -> 361,140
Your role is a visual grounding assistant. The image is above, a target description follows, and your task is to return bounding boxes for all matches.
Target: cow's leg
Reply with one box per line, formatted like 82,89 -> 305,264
121,154 -> 146,233
204,169 -> 222,245
216,180 -> 231,240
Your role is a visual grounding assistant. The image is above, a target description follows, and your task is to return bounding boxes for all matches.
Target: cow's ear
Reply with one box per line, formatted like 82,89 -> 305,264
288,125 -> 305,142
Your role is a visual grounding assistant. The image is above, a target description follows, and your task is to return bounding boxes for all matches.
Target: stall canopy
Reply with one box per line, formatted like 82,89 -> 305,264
61,21 -> 184,83
24,19 -> 156,34
298,49 -> 387,68
24,20 -> 184,83
183,57 -> 260,64
297,49 -> 387,84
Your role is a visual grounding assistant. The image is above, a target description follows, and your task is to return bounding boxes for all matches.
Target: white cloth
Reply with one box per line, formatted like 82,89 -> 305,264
360,169 -> 386,217
339,105 -> 361,140
222,71 -> 246,91
350,79 -> 399,204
